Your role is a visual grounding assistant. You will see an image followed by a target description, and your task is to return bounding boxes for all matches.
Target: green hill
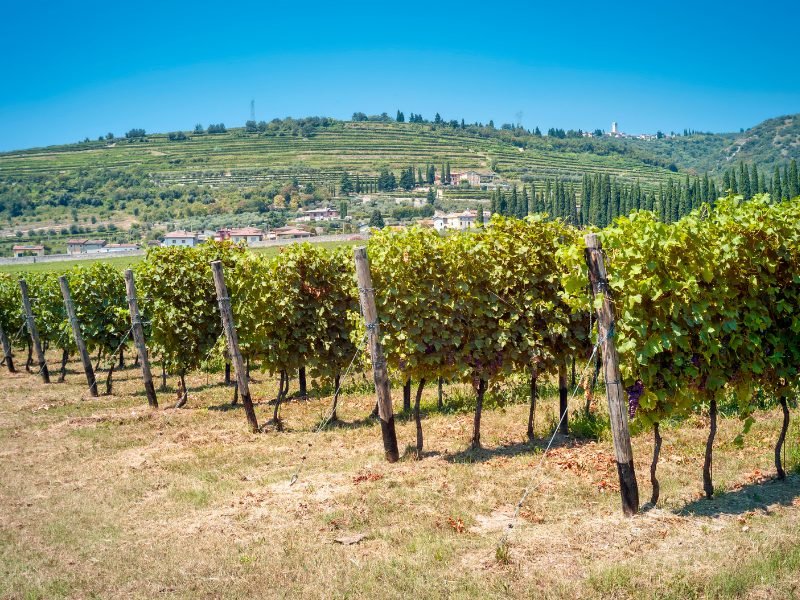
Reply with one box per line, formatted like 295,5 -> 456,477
622,113 -> 800,176
0,114 -> 797,251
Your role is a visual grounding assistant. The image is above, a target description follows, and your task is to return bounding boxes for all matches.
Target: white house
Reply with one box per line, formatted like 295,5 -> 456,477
84,239 -> 108,253
99,243 -> 139,253
298,207 -> 339,222
432,209 -> 481,231
12,245 -> 44,258
229,227 -> 264,244
162,230 -> 198,247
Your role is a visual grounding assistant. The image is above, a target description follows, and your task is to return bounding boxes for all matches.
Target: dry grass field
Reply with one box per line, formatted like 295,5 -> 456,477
1,353 -> 799,599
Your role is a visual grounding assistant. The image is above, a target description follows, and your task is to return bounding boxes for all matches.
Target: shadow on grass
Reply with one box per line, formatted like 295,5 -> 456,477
676,473 -> 800,517
443,434 -> 589,464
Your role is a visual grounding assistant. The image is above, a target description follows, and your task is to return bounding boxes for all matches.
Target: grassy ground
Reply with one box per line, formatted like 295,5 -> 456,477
0,240 -> 360,275
1,352 -> 799,599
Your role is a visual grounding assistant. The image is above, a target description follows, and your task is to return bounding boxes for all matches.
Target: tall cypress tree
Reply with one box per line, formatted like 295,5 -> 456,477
509,185 -> 518,218
789,159 -> 799,199
751,164 -> 760,196
740,162 -> 751,200
497,189 -> 507,215
773,166 -> 783,202
520,187 -> 529,218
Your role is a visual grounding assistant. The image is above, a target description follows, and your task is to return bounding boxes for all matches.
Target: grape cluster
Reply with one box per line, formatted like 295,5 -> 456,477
626,379 -> 644,419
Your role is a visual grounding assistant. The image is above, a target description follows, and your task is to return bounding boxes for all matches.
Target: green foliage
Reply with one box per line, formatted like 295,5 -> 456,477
65,262 -> 129,358
227,244 -> 358,380
567,195 -> 800,428
136,242 -> 244,374
368,216 -> 586,387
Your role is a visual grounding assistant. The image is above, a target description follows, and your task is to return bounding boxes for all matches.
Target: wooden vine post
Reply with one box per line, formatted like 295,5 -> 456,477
210,261 -> 259,433
584,233 -> 639,516
19,279 -> 49,383
0,321 -> 15,373
58,276 -> 97,397
124,269 -> 157,408
558,361 -> 568,435
354,247 -> 400,462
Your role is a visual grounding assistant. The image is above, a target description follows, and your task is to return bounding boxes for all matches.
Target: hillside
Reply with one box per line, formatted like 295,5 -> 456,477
0,115 -> 797,255
623,113 -> 800,176
0,121 -> 682,187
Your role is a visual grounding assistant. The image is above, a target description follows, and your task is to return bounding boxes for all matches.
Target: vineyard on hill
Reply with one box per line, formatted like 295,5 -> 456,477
1,194 -> 799,508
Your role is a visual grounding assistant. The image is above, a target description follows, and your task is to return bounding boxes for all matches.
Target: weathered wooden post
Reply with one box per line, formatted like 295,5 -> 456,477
19,279 -> 49,383
210,261 -> 259,433
354,247 -> 400,462
584,233 -> 639,516
0,322 -> 15,373
558,361 -> 568,435
124,269 -> 157,408
58,276 -> 97,396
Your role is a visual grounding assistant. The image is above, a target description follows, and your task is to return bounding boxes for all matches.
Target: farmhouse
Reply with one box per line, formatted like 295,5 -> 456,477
274,227 -> 313,239
435,171 -> 495,187
100,243 -> 140,253
66,239 -> 88,254
67,239 -> 108,254
432,209 -> 481,231
297,207 -> 339,222
11,244 -> 44,258
84,239 -> 107,253
162,231 -> 199,247
229,227 -> 264,244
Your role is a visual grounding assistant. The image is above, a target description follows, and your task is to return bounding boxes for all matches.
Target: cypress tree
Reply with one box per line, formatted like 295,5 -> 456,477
740,162 -> 751,200
784,165 -> 791,200
497,189 -> 507,215
509,185 -> 518,218
773,166 -> 783,202
751,164 -> 760,196
789,159 -> 799,198
730,169 -> 738,194
490,190 -> 498,215
722,171 -> 730,192
520,187 -> 529,218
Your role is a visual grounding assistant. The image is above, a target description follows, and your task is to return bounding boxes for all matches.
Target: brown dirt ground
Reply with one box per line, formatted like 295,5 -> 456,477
1,352 -> 799,599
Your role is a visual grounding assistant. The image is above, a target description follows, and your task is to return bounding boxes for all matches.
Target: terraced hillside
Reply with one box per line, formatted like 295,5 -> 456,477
622,113 -> 800,176
0,121 -> 682,192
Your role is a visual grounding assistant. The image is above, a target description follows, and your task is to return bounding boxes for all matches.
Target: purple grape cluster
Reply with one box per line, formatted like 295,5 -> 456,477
626,379 -> 644,419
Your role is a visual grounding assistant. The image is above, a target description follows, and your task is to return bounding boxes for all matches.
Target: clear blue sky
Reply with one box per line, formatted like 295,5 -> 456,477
1,0 -> 798,151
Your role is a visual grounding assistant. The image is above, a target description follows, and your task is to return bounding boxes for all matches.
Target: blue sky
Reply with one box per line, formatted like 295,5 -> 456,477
1,0 -> 798,151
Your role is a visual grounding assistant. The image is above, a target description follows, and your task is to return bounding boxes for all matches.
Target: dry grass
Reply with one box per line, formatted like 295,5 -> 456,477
1,353 -> 800,599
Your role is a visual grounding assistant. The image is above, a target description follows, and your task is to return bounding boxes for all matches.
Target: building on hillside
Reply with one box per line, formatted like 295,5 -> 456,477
229,227 -> 264,244
214,227 -> 264,244
297,207 -> 339,222
66,239 -> 89,255
432,209 -> 481,231
84,239 -> 107,253
435,171 -> 494,187
274,227 -> 313,239
12,245 -> 44,258
162,230 -> 199,247
611,121 -> 618,134
100,243 -> 139,253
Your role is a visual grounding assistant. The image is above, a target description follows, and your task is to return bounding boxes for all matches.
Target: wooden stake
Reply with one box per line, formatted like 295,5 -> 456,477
558,361 -> 568,435
58,276 -> 97,397
0,321 -> 15,373
19,279 -> 49,383
584,233 -> 639,516
124,269 -> 157,408
210,261 -> 259,433
354,247 -> 399,462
